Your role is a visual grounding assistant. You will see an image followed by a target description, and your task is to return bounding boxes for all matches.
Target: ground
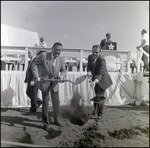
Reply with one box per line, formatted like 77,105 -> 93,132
1,104 -> 149,147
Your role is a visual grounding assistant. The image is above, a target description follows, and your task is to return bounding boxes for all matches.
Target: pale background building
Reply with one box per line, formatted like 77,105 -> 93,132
1,24 -> 39,47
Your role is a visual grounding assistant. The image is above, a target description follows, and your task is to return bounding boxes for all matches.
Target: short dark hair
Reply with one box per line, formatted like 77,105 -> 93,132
40,37 -> 44,40
142,29 -> 147,33
52,42 -> 63,48
92,45 -> 101,51
106,33 -> 111,36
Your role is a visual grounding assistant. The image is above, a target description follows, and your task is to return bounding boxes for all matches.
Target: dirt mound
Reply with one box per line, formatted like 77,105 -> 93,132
73,130 -> 106,147
108,128 -> 139,139
59,122 -> 106,147
83,122 -> 100,131
134,126 -> 149,135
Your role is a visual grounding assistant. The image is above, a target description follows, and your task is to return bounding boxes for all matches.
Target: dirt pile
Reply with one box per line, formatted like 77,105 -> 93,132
134,126 -> 149,135
108,128 -> 139,139
59,122 -> 106,147
108,126 -> 149,140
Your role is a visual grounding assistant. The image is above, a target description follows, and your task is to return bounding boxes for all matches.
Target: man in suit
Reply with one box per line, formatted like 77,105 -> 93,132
24,49 -> 42,112
100,33 -> 112,50
31,42 -> 67,132
87,45 -> 113,119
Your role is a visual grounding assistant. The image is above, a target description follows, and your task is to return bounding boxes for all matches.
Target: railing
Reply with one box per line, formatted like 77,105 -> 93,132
137,47 -> 149,72
1,45 -> 131,72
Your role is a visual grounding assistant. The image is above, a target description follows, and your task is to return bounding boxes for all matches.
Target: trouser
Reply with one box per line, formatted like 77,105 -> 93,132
142,45 -> 149,71
42,83 -> 60,126
94,84 -> 105,116
27,85 -> 38,110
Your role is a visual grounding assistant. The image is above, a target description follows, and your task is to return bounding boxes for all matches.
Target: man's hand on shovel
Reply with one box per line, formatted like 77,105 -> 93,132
37,77 -> 41,82
90,79 -> 98,88
87,71 -> 92,79
58,75 -> 65,83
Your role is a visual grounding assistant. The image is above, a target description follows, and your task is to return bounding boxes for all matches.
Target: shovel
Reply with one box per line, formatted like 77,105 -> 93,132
39,77 -> 88,85
88,77 -> 105,120
39,77 -> 75,84
73,74 -> 92,85
40,74 -> 92,85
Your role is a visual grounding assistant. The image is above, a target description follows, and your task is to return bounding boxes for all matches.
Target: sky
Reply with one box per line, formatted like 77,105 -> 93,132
1,1 -> 149,56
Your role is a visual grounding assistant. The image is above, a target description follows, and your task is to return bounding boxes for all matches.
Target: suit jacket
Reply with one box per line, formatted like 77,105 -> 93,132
87,54 -> 113,90
31,51 -> 67,92
100,39 -> 112,50
24,57 -> 37,98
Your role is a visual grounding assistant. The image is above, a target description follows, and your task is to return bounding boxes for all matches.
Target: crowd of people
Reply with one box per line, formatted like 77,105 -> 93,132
25,29 -> 149,132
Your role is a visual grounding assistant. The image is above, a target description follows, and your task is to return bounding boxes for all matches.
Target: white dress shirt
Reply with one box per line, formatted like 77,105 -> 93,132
141,33 -> 149,47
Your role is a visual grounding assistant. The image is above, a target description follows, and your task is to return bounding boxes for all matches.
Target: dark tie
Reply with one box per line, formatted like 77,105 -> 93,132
26,60 -> 32,72
92,58 -> 96,72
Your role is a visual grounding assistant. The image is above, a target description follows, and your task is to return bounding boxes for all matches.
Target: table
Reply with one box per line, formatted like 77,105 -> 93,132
1,71 -> 149,107
1,57 -> 22,71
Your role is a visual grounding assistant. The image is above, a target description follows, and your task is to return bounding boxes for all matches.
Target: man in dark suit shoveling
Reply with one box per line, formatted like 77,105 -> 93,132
87,45 -> 113,120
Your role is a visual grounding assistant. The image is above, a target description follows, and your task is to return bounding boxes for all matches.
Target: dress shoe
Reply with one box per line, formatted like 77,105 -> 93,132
98,115 -> 102,119
44,124 -> 54,132
29,108 -> 36,112
95,118 -> 101,122
37,101 -> 42,108
91,110 -> 96,115
54,120 -> 63,127
98,114 -> 102,119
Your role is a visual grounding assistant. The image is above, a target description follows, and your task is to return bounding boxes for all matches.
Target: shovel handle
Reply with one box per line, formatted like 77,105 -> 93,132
39,78 -> 76,85
40,78 -> 61,82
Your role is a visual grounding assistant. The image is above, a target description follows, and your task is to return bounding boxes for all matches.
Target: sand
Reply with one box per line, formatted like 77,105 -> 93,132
1,104 -> 149,147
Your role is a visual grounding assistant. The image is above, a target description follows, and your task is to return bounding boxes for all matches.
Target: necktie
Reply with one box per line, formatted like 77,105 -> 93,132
92,58 -> 96,72
27,58 -> 33,72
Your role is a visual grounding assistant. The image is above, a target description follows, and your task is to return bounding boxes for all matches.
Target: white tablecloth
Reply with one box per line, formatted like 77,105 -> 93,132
1,71 -> 149,107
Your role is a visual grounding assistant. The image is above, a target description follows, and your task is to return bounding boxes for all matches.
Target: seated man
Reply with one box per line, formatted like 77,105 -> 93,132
40,37 -> 47,47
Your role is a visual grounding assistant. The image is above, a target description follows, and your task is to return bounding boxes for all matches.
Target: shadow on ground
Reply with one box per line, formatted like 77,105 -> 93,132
107,104 -> 149,112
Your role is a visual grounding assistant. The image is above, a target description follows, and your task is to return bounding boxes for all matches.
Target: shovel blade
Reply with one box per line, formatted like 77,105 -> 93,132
74,75 -> 87,85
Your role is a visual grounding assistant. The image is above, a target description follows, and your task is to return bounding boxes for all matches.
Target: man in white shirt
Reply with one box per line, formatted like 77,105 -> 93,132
40,37 -> 47,47
137,29 -> 149,71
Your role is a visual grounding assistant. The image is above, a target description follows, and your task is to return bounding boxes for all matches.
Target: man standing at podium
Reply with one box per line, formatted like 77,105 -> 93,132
31,42 -> 67,132
100,33 -> 113,50
87,45 -> 113,119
